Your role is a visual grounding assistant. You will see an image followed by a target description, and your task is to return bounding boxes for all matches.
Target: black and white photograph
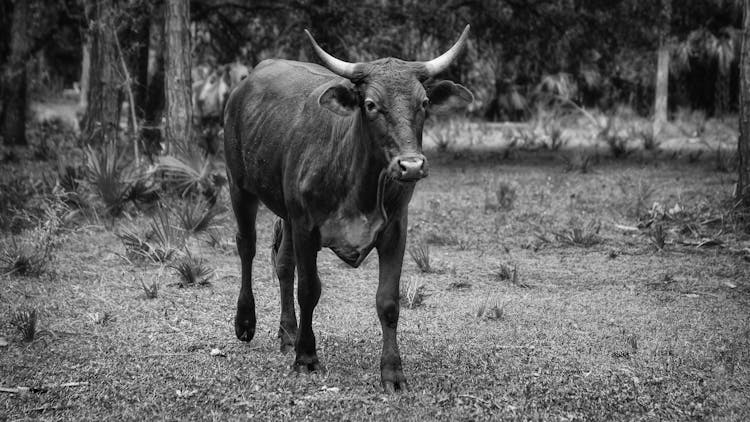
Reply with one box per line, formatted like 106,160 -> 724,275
1,0 -> 750,419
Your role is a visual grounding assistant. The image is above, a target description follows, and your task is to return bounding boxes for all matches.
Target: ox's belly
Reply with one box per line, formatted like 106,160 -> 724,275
320,211 -> 386,268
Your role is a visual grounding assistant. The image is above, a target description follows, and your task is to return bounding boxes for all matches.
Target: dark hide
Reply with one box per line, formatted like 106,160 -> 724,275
224,56 -> 472,392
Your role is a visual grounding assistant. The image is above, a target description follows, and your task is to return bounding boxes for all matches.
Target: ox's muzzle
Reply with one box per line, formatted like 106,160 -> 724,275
388,154 -> 428,182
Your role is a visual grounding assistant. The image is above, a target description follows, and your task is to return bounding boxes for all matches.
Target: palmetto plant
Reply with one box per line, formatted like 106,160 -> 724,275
155,142 -> 226,201
84,140 -> 156,216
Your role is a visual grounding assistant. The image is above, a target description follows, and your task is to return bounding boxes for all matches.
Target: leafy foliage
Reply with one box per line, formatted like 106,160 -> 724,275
10,308 -> 37,342
170,250 -> 213,287
118,205 -> 184,263
174,197 -> 226,236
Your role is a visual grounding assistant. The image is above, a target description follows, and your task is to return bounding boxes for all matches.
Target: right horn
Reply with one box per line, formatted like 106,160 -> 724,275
421,25 -> 471,77
304,29 -> 363,80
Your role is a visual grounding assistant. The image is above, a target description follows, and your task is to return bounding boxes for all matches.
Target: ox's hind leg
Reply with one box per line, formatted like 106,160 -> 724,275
290,224 -> 322,373
229,185 -> 259,342
272,218 -> 297,353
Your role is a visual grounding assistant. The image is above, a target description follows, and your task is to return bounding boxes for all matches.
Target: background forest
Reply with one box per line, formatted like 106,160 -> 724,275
0,0 -> 747,143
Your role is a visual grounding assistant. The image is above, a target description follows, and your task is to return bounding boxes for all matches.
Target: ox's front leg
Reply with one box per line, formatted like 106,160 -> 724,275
291,226 -> 322,372
376,214 -> 409,393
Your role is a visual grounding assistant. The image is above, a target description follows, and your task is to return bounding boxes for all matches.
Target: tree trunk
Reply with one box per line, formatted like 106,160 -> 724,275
653,0 -> 671,136
82,0 -> 122,145
79,36 -> 91,113
738,0 -> 750,207
142,0 -> 166,155
164,0 -> 192,153
1,0 -> 31,146
123,1 -> 152,121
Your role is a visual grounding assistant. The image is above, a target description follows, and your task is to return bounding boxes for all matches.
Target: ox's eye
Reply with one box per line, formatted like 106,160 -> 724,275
421,98 -> 430,110
364,99 -> 378,113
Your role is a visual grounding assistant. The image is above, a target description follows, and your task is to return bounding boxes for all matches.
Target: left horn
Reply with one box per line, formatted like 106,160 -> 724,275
421,25 -> 471,77
304,29 -> 362,79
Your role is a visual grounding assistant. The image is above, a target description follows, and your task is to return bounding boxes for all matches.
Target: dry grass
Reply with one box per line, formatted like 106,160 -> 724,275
10,308 -> 37,342
408,240 -> 432,273
2,125 -> 750,420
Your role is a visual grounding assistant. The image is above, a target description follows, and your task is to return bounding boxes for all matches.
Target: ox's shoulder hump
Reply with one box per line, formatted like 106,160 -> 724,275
254,59 -> 337,79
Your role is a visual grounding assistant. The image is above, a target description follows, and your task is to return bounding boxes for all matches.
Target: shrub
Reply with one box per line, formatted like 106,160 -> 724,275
553,219 -> 602,247
84,141 -> 131,216
598,117 -> 631,159
474,297 -> 503,320
139,277 -> 159,299
155,144 -> 226,202
563,151 -> 596,173
400,277 -> 425,309
11,308 -> 37,342
84,141 -> 156,216
174,197 -> 226,235
408,241 -> 432,273
0,211 -> 59,277
170,250 -> 214,287
650,223 -> 667,250
118,205 -> 184,263
632,179 -> 657,221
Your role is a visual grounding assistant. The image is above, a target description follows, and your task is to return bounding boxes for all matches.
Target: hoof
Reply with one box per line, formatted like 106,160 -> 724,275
381,366 -> 409,393
234,315 -> 256,342
382,379 -> 410,393
292,354 -> 321,373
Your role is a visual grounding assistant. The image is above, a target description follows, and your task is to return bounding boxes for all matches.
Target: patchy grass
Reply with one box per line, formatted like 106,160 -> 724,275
2,144 -> 750,420
10,308 -> 37,342
408,240 -> 432,273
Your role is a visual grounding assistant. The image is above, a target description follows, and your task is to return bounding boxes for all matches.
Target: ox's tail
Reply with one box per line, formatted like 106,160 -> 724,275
270,218 -> 284,279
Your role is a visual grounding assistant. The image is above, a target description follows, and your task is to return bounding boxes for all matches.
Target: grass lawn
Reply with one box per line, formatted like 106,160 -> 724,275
1,142 -> 750,420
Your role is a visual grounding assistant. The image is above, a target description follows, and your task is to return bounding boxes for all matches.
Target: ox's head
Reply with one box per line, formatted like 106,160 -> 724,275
195,63 -> 251,122
306,26 -> 474,182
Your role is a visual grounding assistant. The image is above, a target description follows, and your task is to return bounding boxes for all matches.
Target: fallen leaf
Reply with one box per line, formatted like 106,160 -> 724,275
210,348 -> 226,357
176,389 -> 198,398
723,281 -> 737,289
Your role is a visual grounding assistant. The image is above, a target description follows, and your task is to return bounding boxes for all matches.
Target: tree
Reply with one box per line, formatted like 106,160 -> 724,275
738,0 -> 750,206
81,0 -> 122,145
653,0 -> 671,136
143,0 -> 166,155
1,0 -> 32,146
164,0 -> 192,153
653,0 -> 672,135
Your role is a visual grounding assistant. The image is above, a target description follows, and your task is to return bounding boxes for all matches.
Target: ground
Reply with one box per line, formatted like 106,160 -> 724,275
1,118 -> 750,420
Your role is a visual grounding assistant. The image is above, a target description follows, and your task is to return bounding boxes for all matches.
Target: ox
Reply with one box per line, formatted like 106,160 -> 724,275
194,62 -> 251,153
224,26 -> 473,392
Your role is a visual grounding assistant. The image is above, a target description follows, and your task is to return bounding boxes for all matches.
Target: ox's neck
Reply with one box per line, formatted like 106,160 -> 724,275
327,111 -> 387,211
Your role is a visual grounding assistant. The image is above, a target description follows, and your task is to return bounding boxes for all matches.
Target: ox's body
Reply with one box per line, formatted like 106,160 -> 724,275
224,27 -> 473,392
226,60 -> 403,265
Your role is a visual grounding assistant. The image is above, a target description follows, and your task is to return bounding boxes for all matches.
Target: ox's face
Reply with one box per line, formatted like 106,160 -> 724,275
318,64 -> 473,182
307,26 -> 474,183
195,71 -> 230,120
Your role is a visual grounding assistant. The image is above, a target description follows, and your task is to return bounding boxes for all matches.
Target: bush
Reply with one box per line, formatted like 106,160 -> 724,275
170,250 -> 214,287
408,241 -> 432,273
118,205 -> 184,263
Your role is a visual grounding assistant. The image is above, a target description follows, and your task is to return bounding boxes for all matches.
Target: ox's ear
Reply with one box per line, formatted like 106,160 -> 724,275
319,83 -> 359,116
426,80 -> 474,116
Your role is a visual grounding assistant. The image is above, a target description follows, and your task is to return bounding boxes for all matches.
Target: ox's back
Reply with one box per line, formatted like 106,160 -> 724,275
224,59 -> 361,217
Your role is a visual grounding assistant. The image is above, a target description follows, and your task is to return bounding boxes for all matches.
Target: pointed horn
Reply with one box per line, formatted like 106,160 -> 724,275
304,29 -> 361,79
422,25 -> 471,77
